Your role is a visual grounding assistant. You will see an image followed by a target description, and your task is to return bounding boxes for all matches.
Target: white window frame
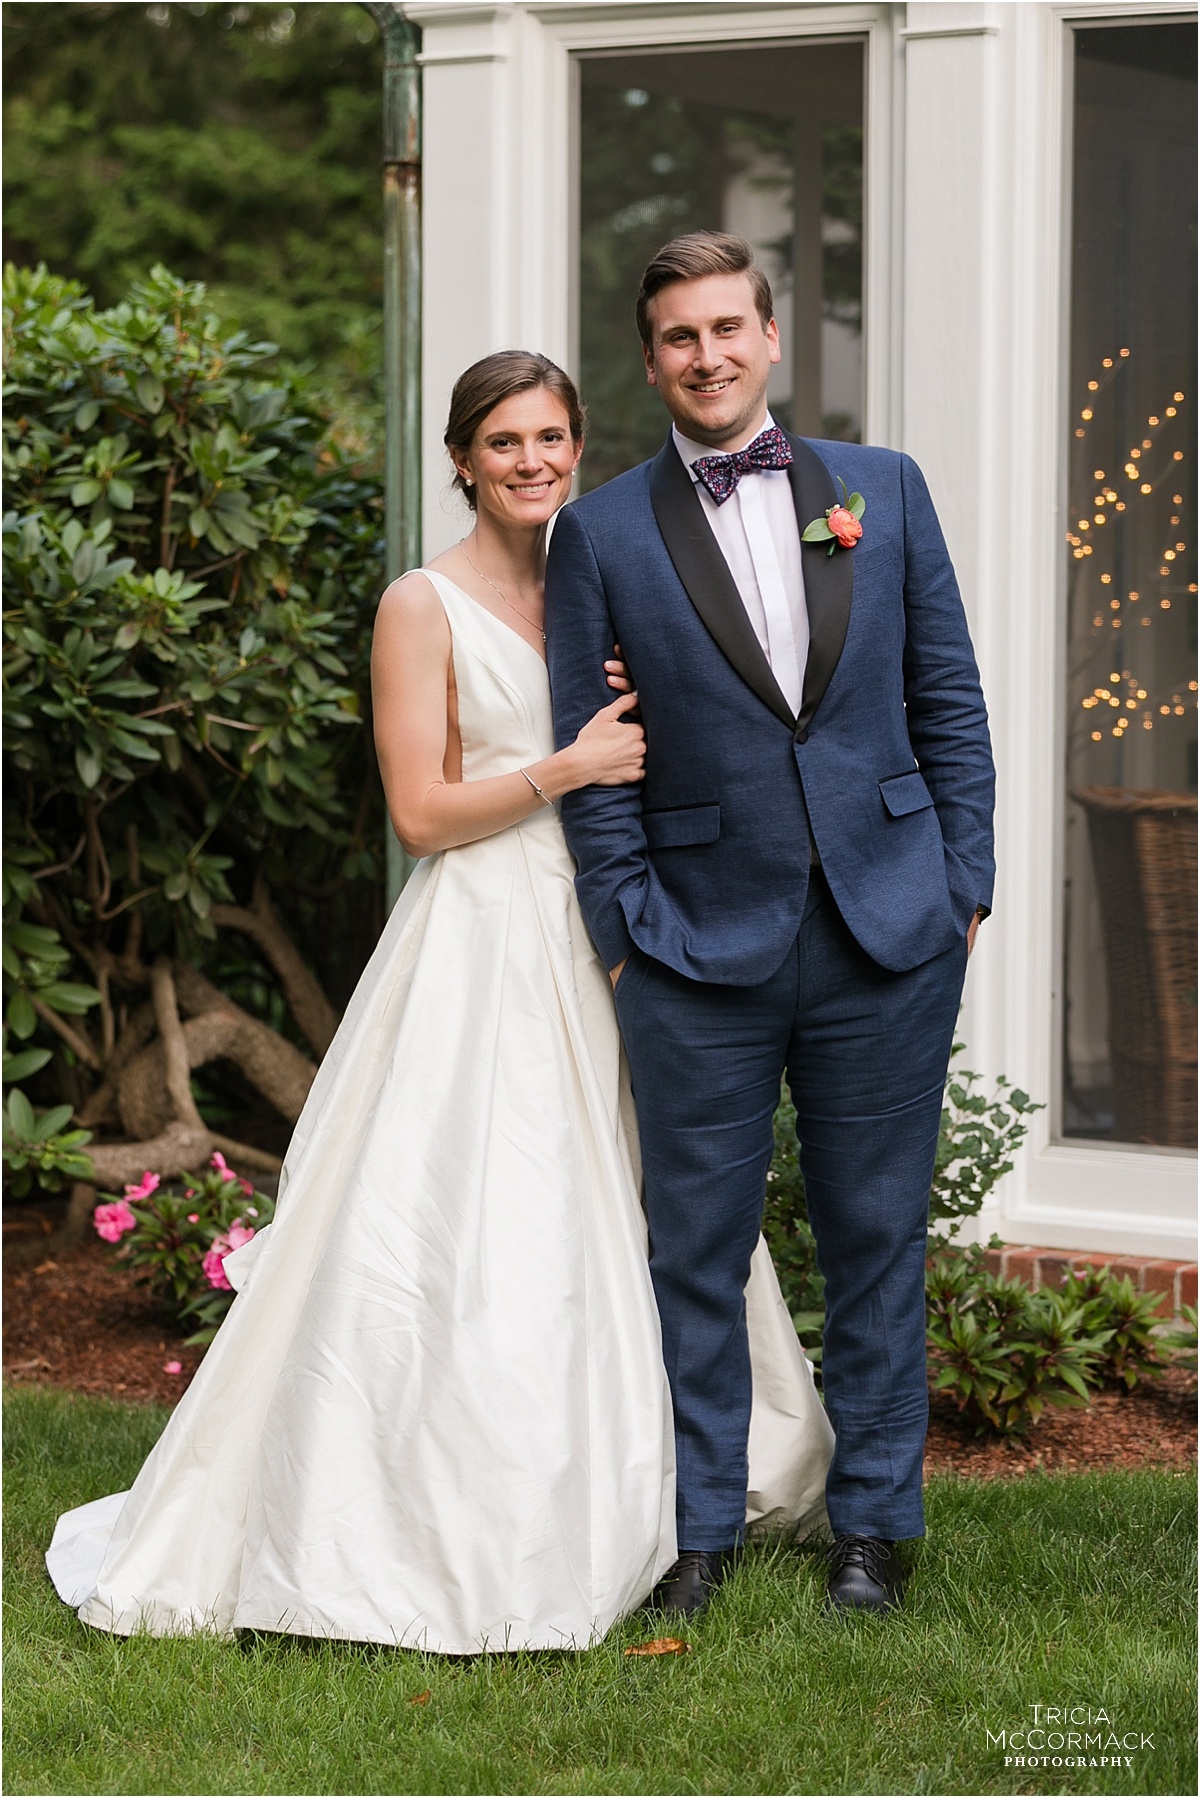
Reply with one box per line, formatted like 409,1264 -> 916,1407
994,2 -> 1197,1257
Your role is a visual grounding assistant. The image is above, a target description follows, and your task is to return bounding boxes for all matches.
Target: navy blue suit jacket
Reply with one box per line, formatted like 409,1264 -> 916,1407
545,432 -> 995,984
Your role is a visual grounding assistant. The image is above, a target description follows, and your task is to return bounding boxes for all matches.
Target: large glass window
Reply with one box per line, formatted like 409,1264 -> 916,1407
577,42 -> 863,492
1061,23 -> 1197,1149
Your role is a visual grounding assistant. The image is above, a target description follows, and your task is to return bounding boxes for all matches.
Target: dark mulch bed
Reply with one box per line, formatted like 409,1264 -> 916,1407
4,1225 -> 205,1407
5,1217 -> 1197,1476
924,1372 -> 1196,1477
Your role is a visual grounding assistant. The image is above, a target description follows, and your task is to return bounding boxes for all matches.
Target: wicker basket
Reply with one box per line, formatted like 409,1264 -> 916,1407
1073,787 -> 1197,1149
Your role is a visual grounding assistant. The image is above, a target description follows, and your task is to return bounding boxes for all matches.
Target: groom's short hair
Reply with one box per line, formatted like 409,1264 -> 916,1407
636,232 -> 774,347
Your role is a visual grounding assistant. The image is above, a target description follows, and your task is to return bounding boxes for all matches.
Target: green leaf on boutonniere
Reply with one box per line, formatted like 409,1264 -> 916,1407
847,492 -> 866,519
801,518 -> 835,542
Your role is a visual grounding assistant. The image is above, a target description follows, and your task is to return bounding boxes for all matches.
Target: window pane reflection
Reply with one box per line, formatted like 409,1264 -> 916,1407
577,43 -> 863,492
1061,24 -> 1198,1148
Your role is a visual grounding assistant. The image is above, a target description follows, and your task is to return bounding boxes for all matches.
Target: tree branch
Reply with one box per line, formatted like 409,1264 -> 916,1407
84,800 -> 112,914
85,1120 -> 213,1191
121,825 -> 145,978
31,997 -> 103,1071
211,880 -> 339,1056
150,954 -> 205,1129
32,834 -> 87,881
159,462 -> 177,570
96,956 -> 116,1061
117,965 -> 317,1138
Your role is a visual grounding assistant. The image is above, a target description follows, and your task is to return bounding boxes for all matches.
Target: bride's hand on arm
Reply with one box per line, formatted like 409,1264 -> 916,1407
372,579 -> 645,859
605,644 -> 633,693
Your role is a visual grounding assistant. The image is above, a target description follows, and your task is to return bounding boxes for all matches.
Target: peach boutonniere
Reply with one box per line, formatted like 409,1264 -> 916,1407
801,477 -> 865,556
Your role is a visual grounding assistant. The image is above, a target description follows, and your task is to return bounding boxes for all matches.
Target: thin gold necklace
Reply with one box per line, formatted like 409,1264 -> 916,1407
460,544 -> 546,642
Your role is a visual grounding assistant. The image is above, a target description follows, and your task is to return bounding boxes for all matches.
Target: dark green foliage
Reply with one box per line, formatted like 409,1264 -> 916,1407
3,264 -> 384,1174
926,1245 -> 1102,1434
924,1245 -> 1179,1436
2,1088 -> 93,1197
1059,1266 -> 1169,1390
3,2 -> 383,442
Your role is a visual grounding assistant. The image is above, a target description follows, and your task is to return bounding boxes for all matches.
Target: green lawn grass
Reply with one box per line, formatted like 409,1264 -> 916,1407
4,1384 -> 1195,1796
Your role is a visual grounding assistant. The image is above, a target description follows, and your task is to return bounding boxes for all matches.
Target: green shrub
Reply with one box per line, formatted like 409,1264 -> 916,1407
1058,1266 -> 1166,1389
3,263 -> 384,1194
925,1244 -> 1129,1435
1159,1303 -> 1199,1369
929,1049 -> 1042,1238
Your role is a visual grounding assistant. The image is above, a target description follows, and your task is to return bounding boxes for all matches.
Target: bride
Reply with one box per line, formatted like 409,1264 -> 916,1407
47,352 -> 832,1654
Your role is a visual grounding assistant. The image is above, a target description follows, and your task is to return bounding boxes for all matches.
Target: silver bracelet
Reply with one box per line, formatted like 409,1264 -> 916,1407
519,767 -> 553,807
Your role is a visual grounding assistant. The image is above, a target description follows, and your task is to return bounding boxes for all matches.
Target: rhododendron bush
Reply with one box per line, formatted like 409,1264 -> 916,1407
93,1150 -> 275,1343
3,263 -> 385,1222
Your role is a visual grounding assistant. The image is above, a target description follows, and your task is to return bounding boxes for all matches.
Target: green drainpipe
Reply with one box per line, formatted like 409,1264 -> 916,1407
365,2 -> 421,903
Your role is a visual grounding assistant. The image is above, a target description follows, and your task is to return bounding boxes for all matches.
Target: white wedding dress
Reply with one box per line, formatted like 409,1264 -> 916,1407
47,573 -> 833,1654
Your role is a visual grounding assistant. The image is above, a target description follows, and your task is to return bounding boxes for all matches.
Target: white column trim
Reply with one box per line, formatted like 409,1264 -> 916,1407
416,51 -> 509,63
898,25 -> 999,36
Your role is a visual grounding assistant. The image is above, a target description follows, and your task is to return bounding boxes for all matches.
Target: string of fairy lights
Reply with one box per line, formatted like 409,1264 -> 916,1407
1067,349 -> 1197,742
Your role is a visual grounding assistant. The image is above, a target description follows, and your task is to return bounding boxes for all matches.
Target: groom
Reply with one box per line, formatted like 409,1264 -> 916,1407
546,232 -> 994,1614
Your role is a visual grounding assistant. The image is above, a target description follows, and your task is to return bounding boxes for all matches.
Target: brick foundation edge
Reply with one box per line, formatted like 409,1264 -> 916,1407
981,1245 -> 1197,1318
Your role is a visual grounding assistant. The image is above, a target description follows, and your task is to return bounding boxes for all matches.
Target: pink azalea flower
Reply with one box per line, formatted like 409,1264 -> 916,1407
202,1218 -> 256,1290
187,1213 -> 200,1223
209,1151 -> 237,1182
163,1360 -> 183,1376
202,1242 -> 233,1291
123,1171 -> 160,1203
93,1200 -> 137,1243
239,1179 -> 254,1197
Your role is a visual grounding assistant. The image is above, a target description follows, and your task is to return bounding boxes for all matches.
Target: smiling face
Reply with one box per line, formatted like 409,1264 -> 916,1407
643,271 -> 781,449
454,388 -> 582,529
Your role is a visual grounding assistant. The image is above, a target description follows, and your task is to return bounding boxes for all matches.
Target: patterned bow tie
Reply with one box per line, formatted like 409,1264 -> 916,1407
690,425 -> 794,505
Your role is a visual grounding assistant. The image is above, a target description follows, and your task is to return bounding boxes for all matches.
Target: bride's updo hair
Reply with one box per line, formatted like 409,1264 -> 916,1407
445,351 -> 586,512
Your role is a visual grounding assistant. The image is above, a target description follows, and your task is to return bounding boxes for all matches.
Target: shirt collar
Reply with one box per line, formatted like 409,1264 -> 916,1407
673,412 -> 778,479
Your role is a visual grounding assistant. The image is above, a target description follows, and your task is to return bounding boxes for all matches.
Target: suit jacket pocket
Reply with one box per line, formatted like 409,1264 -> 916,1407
643,802 -> 721,849
879,770 -> 934,817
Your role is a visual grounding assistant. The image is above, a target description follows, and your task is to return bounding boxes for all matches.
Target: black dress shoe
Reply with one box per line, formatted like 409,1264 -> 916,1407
646,1548 -> 740,1619
825,1536 -> 905,1613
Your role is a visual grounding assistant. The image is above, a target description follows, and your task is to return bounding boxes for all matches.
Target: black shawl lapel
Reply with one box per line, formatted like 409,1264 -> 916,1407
648,437 -> 794,728
787,434 -> 854,734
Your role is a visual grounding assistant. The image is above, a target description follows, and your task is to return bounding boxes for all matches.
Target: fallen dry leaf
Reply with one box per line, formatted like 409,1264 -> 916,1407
409,1689 -> 431,1706
33,1260 -> 58,1275
624,1637 -> 691,1657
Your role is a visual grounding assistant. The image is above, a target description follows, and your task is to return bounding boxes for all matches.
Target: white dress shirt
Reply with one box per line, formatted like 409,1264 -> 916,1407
672,413 -> 809,716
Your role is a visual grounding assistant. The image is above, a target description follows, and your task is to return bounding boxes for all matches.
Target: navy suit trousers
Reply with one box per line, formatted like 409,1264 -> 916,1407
614,870 -> 968,1549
